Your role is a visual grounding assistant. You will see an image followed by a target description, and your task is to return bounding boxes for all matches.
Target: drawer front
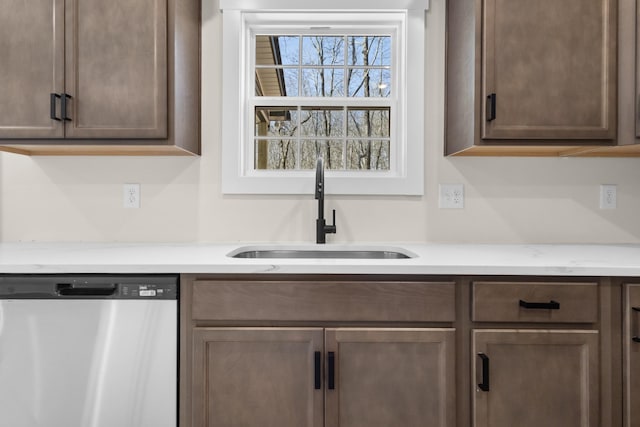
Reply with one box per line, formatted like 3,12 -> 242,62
192,280 -> 455,322
472,281 -> 598,323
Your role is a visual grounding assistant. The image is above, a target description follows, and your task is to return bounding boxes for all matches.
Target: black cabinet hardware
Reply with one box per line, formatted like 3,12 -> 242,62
327,352 -> 335,390
486,93 -> 496,121
478,353 -> 490,391
61,93 -> 72,121
633,307 -> 640,343
519,299 -> 560,310
314,351 -> 321,389
50,93 -> 61,121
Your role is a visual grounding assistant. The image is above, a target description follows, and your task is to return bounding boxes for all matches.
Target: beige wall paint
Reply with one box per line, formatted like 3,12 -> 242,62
1,0 -> 640,244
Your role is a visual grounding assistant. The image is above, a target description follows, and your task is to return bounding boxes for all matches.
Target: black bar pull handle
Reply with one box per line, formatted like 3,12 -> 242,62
50,93 -> 61,121
633,307 -> 640,343
486,93 -> 496,122
327,351 -> 335,390
478,353 -> 490,392
314,351 -> 322,389
61,93 -> 72,121
519,299 -> 560,310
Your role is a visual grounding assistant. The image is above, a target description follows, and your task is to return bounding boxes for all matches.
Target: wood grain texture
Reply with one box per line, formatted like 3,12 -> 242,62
445,0 -> 617,155
192,279 -> 456,322
192,328 -> 323,427
0,0 -> 200,155
636,3 -> 640,139
325,328 -> 456,427
64,0 -> 167,138
0,0 -> 64,138
482,0 -> 616,140
624,284 -> 640,427
0,144 -> 196,156
473,329 -> 600,427
472,281 -> 599,323
444,0 -> 479,155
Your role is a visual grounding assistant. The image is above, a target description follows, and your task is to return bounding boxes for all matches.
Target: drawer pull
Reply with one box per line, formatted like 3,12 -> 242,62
314,351 -> 322,389
477,353 -> 490,392
327,352 -> 335,390
519,299 -> 560,310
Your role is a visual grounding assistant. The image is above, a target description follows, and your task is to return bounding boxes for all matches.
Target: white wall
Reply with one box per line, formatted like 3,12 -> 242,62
2,0 -> 640,244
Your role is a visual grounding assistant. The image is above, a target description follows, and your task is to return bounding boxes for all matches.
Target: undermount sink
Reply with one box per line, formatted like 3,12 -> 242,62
228,246 -> 416,259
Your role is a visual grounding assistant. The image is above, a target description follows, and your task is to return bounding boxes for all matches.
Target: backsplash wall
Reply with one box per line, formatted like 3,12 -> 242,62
1,0 -> 640,244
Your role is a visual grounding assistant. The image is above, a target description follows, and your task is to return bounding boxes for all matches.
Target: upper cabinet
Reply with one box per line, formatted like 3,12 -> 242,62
0,0 -> 199,155
446,0 -> 618,156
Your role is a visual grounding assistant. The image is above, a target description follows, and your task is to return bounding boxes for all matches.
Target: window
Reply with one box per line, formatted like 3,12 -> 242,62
220,0 -> 428,195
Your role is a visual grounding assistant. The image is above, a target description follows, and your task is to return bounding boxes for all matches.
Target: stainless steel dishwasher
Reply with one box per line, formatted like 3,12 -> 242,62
0,275 -> 178,427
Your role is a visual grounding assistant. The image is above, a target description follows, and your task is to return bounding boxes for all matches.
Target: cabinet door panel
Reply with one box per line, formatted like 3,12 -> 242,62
64,0 -> 167,138
0,0 -> 64,138
473,329 -> 599,427
482,0 -> 615,140
624,284 -> 640,427
325,328 -> 455,427
636,7 -> 640,138
192,328 -> 323,427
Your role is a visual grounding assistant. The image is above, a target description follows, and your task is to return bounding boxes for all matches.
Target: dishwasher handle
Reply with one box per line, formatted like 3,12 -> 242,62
56,283 -> 118,296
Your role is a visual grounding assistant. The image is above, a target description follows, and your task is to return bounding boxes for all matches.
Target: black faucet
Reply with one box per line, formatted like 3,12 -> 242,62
315,156 -> 336,244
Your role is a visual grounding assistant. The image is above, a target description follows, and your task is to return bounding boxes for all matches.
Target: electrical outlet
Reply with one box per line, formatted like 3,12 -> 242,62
599,184 -> 616,209
439,184 -> 464,209
123,183 -> 140,208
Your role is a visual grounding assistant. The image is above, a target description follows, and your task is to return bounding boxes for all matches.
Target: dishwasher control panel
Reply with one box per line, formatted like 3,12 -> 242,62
120,283 -> 177,299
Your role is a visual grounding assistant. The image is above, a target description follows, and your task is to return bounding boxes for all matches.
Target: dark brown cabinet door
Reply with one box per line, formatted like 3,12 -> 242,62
325,328 -> 456,427
624,285 -> 640,427
473,329 -> 599,427
64,0 -> 167,138
0,0 -> 64,138
192,327 -> 323,427
482,0 -> 615,140
636,8 -> 640,139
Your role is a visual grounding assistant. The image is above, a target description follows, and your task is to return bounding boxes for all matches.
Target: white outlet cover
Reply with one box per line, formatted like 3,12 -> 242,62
439,184 -> 464,209
599,184 -> 616,209
123,183 -> 141,209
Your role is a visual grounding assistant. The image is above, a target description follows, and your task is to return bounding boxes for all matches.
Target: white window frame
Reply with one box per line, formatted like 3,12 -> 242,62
220,0 -> 428,195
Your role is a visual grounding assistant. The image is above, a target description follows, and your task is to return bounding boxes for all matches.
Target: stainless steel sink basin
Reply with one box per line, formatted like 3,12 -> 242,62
228,246 -> 415,259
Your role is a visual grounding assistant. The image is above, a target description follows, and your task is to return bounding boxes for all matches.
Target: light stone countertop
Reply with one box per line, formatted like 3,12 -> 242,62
1,242 -> 640,276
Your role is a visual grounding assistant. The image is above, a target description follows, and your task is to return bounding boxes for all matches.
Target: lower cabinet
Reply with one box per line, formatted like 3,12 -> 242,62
625,284 -> 640,427
183,276 -> 613,427
472,329 -> 599,427
192,327 -> 455,427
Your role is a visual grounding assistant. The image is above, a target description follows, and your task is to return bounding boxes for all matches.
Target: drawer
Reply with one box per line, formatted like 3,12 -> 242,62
472,281 -> 598,323
192,280 -> 455,322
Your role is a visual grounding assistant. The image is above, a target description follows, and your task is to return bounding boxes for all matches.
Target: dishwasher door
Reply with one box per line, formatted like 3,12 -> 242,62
0,276 -> 177,427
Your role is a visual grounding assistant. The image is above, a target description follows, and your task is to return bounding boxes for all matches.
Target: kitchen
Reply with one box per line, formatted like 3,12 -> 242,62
1,0 -> 639,426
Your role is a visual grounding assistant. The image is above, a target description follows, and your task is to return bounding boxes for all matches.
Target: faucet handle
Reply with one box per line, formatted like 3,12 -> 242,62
326,209 -> 337,234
